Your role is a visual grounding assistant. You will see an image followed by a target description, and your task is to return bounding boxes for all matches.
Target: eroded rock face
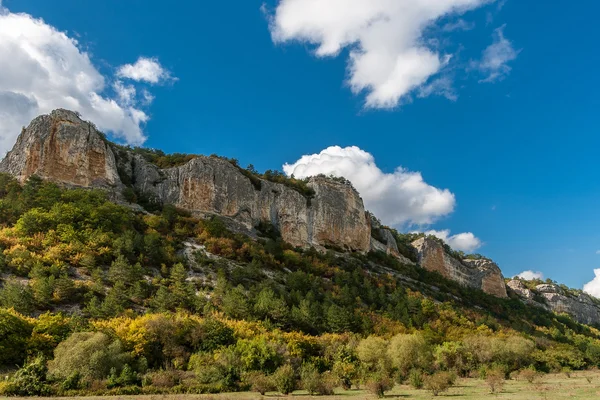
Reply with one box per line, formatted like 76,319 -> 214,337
0,109 -> 120,187
411,237 -> 508,298
507,280 -> 600,325
0,110 -> 370,252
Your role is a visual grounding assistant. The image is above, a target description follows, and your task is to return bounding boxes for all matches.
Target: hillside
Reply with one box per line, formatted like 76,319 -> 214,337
0,110 -> 599,396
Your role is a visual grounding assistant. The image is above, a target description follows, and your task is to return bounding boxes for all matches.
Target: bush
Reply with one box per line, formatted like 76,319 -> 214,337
0,309 -> 33,366
300,364 -> 336,395
143,369 -> 183,388
300,363 -> 321,395
60,371 -> 81,391
387,333 -> 430,375
4,355 -> 51,396
244,371 -> 274,395
408,369 -> 424,389
519,367 -> 539,383
366,370 -> 393,398
425,372 -> 452,396
192,348 -> 241,391
272,364 -> 296,395
357,336 -> 389,370
485,369 -> 505,393
107,364 -> 141,388
48,331 -> 129,380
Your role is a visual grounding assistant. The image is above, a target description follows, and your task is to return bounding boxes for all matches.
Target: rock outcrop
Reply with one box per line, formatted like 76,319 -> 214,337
507,280 -> 600,325
0,109 -> 514,299
0,110 -> 371,252
411,237 -> 508,298
368,216 -> 415,265
0,109 -> 120,187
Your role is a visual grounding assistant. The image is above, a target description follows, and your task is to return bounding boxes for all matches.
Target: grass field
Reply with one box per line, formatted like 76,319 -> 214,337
9,371 -> 600,400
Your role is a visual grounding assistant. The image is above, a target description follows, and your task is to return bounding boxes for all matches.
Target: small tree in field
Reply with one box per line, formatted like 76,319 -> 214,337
486,369 -> 505,393
425,372 -> 452,396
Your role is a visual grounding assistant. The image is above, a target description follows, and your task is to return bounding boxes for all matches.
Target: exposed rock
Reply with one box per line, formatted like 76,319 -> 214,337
368,216 -> 415,264
0,109 -> 370,252
411,237 -> 507,298
0,109 -> 120,187
536,284 -> 600,326
507,279 -> 600,326
462,258 -> 508,299
506,279 -> 535,300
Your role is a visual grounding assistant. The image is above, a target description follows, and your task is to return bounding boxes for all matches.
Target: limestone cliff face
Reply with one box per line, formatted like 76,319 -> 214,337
507,280 -> 600,325
0,109 -> 120,187
0,110 -> 370,252
411,237 -> 508,298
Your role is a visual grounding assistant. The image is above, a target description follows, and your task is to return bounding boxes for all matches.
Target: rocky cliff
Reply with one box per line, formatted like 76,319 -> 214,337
411,237 -> 508,298
1,109 -> 512,297
507,280 -> 600,326
0,109 -> 371,252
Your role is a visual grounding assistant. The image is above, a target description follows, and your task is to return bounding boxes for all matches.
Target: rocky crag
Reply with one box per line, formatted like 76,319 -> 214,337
507,280 -> 600,325
411,237 -> 508,298
0,109 -> 534,302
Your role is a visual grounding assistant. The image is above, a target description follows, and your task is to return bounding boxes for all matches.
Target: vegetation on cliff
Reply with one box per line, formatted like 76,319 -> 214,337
0,174 -> 600,396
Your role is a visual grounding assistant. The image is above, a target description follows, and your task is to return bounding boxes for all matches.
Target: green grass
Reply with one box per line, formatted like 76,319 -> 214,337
5,371 -> 600,400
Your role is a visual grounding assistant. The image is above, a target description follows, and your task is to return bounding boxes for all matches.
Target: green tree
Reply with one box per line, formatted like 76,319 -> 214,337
49,332 -> 129,380
0,279 -> 34,314
0,309 -> 33,366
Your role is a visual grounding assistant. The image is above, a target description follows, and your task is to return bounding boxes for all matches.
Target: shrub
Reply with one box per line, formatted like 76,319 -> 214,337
143,369 -> 183,388
485,369 -> 505,393
519,367 -> 539,383
300,363 -> 336,395
107,364 -> 141,388
357,336 -> 389,370
48,331 -> 129,380
272,364 -> 296,395
408,369 -> 424,389
387,333 -> 429,375
60,371 -> 81,391
4,355 -> 51,396
300,363 -> 321,395
244,371 -> 274,395
0,309 -> 33,366
366,370 -> 393,398
192,348 -> 241,391
425,372 -> 452,396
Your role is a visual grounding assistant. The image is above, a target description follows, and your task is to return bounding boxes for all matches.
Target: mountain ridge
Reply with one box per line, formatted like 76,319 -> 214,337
2,109 -> 599,324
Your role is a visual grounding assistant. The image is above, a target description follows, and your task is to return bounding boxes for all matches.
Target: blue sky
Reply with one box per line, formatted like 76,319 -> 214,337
1,0 -> 600,292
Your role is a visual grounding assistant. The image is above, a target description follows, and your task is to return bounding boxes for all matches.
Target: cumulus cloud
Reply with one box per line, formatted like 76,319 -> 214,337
283,145 -> 455,226
475,25 -> 519,82
269,0 -> 491,108
425,229 -> 482,252
0,5 -> 173,155
584,269 -> 600,298
515,270 -> 544,280
116,57 -> 174,84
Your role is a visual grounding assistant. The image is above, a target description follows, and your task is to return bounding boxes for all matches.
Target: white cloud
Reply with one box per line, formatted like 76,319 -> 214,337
0,5 -> 173,155
583,269 -> 600,298
283,145 -> 455,226
475,25 -> 519,82
515,270 -> 544,281
269,0 -> 491,108
442,19 -> 475,32
425,229 -> 482,252
595,250 -> 600,255
117,57 -> 173,84
417,76 -> 457,101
